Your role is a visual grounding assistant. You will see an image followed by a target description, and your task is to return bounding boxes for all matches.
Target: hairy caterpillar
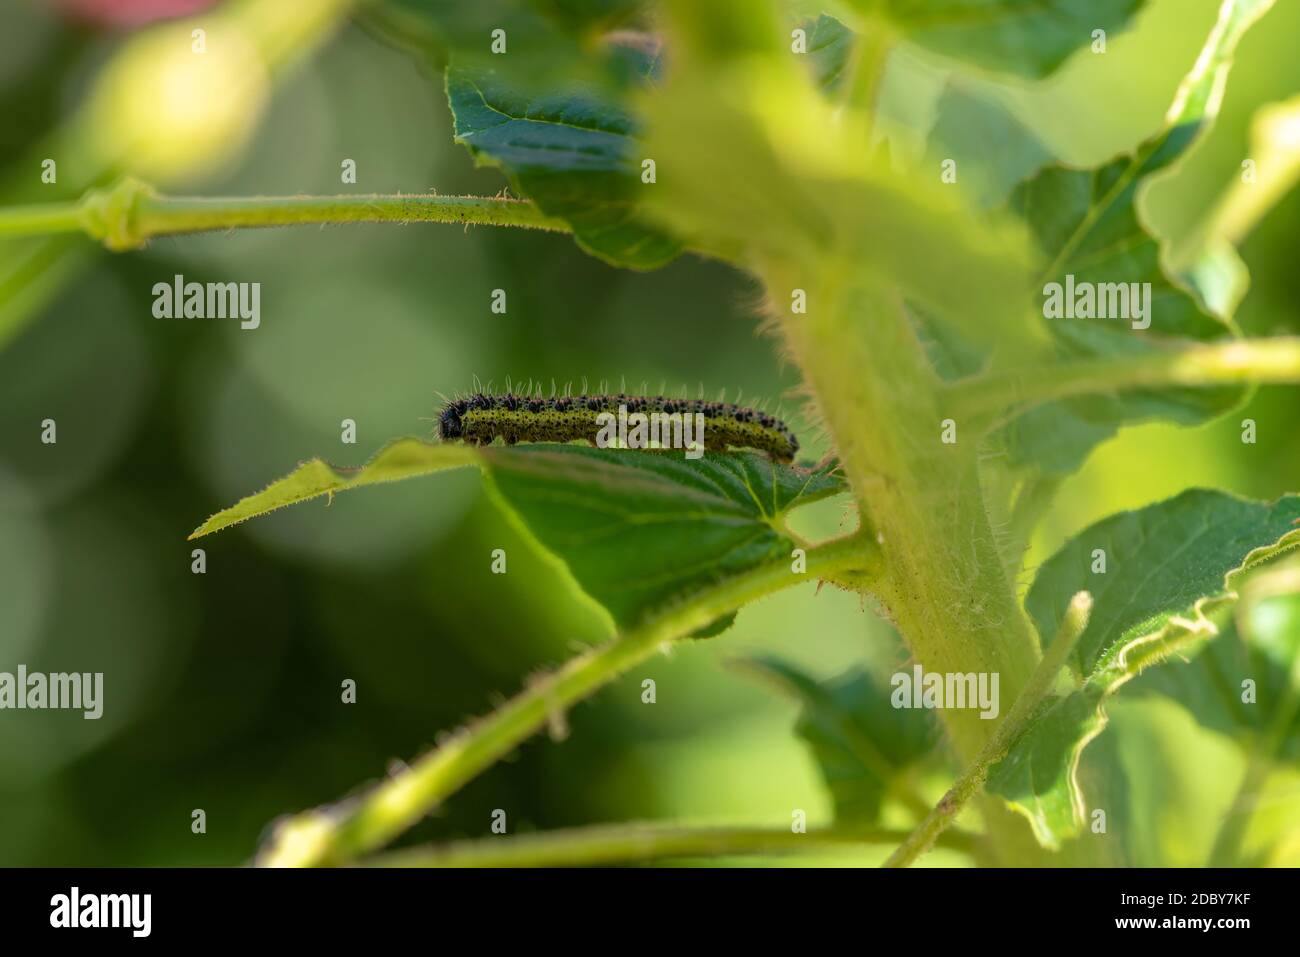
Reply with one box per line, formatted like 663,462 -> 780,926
437,392 -> 800,463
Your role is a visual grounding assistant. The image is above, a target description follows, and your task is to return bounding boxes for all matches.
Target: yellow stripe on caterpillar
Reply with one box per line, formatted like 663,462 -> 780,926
436,392 -> 799,463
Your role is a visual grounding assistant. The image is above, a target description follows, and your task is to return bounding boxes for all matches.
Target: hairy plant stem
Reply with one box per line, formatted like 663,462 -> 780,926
362,820 -> 978,868
948,338 -> 1300,428
258,531 -> 882,867
884,592 -> 1092,867
0,179 -> 571,251
766,264 -> 1055,862
838,14 -> 893,143
774,271 -> 1039,755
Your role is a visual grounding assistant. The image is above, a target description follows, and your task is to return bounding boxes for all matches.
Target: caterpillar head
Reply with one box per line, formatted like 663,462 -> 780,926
438,401 -> 466,440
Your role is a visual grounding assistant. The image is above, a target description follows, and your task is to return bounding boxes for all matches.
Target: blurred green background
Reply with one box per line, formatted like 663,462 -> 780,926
0,0 -> 1297,866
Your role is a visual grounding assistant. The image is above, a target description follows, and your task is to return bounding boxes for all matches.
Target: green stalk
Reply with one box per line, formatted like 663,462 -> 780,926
949,338 -> 1300,429
764,266 -> 1053,866
0,204 -> 85,237
258,531 -> 882,867
773,270 -> 1040,762
884,592 -> 1092,868
129,194 -> 568,240
0,179 -> 570,251
837,13 -> 894,143
0,0 -> 362,347
363,821 -> 977,868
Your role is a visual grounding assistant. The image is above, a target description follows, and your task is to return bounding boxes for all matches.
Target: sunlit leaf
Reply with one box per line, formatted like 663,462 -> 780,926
446,39 -> 680,269
997,0 -> 1276,473
863,0 -> 1148,79
923,81 -> 1051,209
803,14 -> 854,92
367,0 -> 634,77
481,445 -> 844,626
987,488 -> 1300,849
1128,558 -> 1300,764
191,439 -> 845,630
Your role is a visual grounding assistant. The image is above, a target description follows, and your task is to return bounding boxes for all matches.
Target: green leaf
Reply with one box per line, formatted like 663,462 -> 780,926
864,0 -> 1148,78
481,445 -> 844,627
187,439 -> 480,539
190,439 -> 845,631
1127,557 -> 1300,763
740,658 -> 939,824
1083,559 -> 1300,865
907,301 -> 989,381
1027,490 -> 1300,677
998,402 -> 1118,475
905,84 -> 1052,379
688,611 -> 738,640
364,2 -> 679,268
365,0 -> 638,77
1182,239 -> 1250,320
924,82 -> 1052,210
803,14 -> 855,92
1075,695 -> 1249,866
988,488 -> 1300,848
446,43 -> 682,270
987,684 -> 1110,850
997,0 -> 1275,474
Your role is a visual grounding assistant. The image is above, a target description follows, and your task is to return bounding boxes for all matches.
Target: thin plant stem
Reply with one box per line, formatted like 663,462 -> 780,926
949,338 -> 1300,429
838,15 -> 893,143
258,531 -> 883,867
0,178 -> 571,251
362,821 -> 979,868
883,591 -> 1093,868
130,194 -> 569,237
0,203 -> 85,237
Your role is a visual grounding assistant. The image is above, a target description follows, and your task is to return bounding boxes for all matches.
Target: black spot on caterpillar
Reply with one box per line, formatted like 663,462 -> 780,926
437,392 -> 800,464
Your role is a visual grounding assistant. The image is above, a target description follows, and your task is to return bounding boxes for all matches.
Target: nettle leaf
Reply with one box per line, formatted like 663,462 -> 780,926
191,440 -> 844,631
188,440 -> 480,538
988,488 -> 1300,848
366,0 -> 638,77
803,14 -> 854,92
907,301 -> 988,382
1127,557 -> 1300,764
741,658 -> 939,825
906,83 -> 1051,379
446,40 -> 681,270
481,445 -> 844,626
907,82 -> 1050,381
997,0 -> 1275,474
862,0 -> 1147,78
924,82 -> 1052,211
1028,490 -> 1300,677
366,1 -> 676,267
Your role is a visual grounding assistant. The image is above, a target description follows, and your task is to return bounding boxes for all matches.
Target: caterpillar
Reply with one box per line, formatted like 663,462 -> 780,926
436,392 -> 800,463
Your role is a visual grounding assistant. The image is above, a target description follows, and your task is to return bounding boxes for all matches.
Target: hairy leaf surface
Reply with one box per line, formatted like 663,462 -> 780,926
989,488 -> 1300,848
191,440 -> 845,630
